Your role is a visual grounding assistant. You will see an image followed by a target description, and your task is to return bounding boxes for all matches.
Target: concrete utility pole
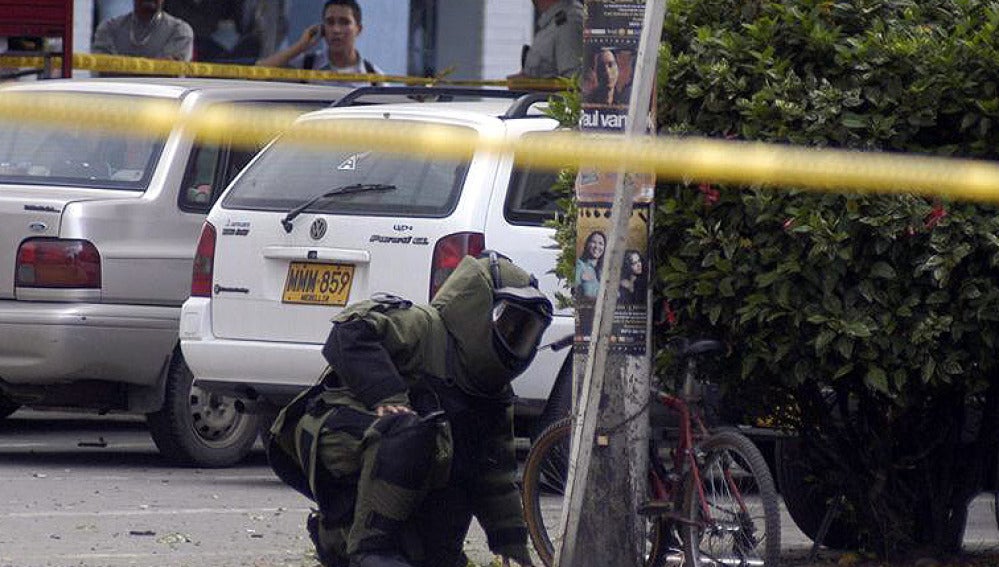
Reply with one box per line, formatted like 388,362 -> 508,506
557,1 -> 667,565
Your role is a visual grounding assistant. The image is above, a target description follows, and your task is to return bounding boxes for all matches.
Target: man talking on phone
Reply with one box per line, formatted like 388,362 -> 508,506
257,0 -> 384,87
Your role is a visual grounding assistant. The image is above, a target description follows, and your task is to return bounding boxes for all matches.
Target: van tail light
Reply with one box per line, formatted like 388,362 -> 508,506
16,238 -> 101,288
191,222 -> 217,297
429,231 -> 485,300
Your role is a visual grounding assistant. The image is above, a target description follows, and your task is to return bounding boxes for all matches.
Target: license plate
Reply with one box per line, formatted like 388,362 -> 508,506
282,262 -> 355,306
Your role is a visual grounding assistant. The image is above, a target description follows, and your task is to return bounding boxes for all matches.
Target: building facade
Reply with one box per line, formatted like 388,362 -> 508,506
83,0 -> 534,82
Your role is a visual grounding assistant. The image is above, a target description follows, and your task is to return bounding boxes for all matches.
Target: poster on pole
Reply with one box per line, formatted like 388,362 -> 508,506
574,204 -> 650,354
574,0 -> 654,354
578,0 -> 652,136
575,168 -> 654,204
561,1 -> 666,564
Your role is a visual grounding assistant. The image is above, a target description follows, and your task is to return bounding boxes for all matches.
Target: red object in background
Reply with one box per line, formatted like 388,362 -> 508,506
925,200 -> 947,229
0,0 -> 73,78
698,182 -> 720,206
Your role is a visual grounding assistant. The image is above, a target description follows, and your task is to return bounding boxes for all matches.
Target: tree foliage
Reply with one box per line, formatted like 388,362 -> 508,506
650,0 -> 999,557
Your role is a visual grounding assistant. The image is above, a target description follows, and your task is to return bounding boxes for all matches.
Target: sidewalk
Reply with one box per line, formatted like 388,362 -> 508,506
461,493 -> 999,566
460,503 -> 815,566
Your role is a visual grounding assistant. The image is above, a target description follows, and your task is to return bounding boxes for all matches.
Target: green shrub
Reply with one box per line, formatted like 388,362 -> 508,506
648,0 -> 999,557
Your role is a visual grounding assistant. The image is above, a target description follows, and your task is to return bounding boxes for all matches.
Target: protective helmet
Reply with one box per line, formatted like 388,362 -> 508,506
487,252 -> 553,365
432,252 -> 553,396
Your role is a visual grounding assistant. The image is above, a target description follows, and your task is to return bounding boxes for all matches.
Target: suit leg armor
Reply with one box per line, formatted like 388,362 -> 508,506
309,510 -> 351,567
348,412 -> 451,561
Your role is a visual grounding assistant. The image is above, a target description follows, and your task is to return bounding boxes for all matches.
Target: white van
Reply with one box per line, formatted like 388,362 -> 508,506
180,88 -> 574,454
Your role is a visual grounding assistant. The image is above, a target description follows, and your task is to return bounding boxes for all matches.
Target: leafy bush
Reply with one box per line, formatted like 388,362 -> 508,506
649,0 -> 999,557
545,85 -> 582,308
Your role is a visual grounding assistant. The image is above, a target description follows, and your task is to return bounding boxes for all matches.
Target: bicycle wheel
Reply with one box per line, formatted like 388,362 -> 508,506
521,416 -> 673,566
681,430 -> 781,566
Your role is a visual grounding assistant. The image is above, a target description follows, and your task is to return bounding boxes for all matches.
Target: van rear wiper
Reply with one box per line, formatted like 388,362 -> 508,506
281,183 -> 396,233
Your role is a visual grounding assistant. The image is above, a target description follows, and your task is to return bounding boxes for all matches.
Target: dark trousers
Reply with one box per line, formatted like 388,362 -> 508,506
409,486 -> 473,567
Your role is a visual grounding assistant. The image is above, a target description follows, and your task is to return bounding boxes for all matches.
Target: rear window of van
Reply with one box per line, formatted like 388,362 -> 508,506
221,122 -> 470,218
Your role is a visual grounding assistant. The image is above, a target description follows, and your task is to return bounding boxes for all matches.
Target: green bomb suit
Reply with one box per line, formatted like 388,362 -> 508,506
268,255 -> 551,566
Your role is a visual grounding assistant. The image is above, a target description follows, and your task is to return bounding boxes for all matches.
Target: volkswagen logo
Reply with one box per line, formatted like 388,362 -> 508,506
309,218 -> 328,240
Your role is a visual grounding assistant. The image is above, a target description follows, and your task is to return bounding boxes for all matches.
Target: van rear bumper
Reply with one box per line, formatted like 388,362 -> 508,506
180,296 -> 570,411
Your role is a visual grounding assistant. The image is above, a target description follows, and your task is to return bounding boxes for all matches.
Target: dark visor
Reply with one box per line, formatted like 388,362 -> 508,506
492,298 -> 551,360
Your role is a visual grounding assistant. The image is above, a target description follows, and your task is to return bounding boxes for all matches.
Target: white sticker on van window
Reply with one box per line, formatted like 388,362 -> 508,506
337,154 -> 359,171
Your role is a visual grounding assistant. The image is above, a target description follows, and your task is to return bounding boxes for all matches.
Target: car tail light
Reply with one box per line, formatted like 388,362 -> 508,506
429,231 -> 485,300
16,238 -> 101,288
191,222 -> 217,297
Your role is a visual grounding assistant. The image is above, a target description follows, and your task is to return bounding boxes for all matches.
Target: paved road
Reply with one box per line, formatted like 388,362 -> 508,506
0,410 -> 997,566
0,410 -> 314,567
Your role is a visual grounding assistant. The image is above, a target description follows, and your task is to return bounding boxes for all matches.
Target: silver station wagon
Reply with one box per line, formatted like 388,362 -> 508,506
0,78 -> 350,467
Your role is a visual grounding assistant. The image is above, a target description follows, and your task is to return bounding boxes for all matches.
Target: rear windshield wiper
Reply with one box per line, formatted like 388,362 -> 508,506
281,183 -> 396,233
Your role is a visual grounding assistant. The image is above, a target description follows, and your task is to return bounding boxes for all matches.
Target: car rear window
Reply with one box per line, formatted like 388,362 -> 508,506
0,112 -> 164,191
221,122 -> 470,217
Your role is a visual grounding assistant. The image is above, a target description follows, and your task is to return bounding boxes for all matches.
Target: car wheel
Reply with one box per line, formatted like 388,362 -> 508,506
146,350 -> 260,467
775,436 -> 861,550
0,393 -> 20,419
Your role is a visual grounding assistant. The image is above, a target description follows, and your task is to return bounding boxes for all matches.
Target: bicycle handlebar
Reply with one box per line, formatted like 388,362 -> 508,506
545,334 -> 574,352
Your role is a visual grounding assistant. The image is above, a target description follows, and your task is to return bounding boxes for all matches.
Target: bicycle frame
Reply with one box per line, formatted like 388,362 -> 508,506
647,388 -> 706,525
522,337 -> 779,566
648,387 -> 756,532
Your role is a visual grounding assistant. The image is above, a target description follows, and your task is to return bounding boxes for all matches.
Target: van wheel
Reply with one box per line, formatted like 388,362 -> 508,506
146,350 -> 260,467
258,408 -> 279,448
532,356 -> 572,441
0,393 -> 19,419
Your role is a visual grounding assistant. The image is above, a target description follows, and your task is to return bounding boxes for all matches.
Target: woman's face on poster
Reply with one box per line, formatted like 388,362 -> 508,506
627,253 -> 642,275
587,232 -> 606,259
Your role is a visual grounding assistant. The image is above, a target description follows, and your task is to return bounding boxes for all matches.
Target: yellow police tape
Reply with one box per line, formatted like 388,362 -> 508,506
0,53 -> 567,91
1,91 -> 998,203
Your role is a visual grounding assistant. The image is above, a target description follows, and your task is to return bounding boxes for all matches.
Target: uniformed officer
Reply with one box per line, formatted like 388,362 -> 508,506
267,252 -> 552,567
510,0 -> 584,79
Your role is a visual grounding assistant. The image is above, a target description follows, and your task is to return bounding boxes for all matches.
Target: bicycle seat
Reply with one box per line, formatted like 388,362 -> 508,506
668,337 -> 725,359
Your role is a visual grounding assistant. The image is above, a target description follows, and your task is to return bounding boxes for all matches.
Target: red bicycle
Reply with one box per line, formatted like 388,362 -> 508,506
521,339 -> 781,566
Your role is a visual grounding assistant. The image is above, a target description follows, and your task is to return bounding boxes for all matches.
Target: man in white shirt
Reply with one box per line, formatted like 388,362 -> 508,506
257,0 -> 384,87
92,0 -> 194,62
